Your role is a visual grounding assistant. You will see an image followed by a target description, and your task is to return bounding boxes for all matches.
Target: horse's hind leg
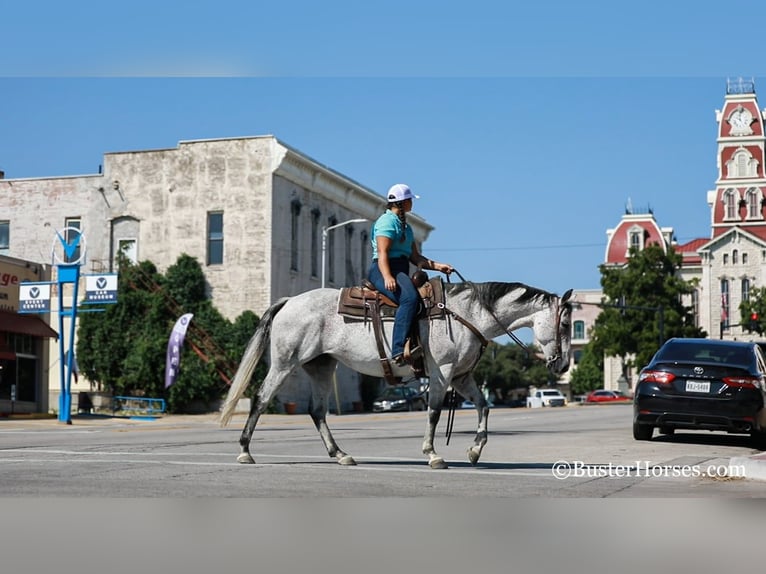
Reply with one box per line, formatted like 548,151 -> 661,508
237,366 -> 292,464
303,355 -> 356,466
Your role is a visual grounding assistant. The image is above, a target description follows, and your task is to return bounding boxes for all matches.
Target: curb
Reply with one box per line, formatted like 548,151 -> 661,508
730,453 -> 766,481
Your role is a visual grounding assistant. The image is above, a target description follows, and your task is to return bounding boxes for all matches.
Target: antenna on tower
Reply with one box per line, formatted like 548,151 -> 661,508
625,197 -> 633,215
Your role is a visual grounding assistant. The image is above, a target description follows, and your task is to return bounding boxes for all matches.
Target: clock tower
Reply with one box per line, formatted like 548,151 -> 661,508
710,77 -> 766,237
699,77 -> 766,339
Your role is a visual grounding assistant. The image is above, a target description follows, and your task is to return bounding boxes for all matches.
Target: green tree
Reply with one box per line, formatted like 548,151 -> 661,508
590,244 -> 705,372
77,254 -> 264,413
473,341 -> 552,403
740,286 -> 766,335
567,343 -> 604,395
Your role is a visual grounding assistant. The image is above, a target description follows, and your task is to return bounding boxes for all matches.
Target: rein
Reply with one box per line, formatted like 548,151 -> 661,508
440,269 -> 567,444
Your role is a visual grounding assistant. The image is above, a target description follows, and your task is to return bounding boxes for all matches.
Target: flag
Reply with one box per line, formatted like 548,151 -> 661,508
721,292 -> 729,324
164,313 -> 194,388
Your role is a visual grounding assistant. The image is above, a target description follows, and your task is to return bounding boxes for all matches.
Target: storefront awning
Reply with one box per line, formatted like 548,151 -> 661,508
0,311 -> 59,340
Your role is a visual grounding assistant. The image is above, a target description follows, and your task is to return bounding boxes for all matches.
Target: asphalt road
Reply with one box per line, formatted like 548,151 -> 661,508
1,402 -> 764,497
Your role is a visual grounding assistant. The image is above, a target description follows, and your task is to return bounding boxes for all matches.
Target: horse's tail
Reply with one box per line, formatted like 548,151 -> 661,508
219,297 -> 290,427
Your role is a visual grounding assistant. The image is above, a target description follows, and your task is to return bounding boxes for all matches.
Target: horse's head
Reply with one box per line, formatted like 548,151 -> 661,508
534,288 -> 573,374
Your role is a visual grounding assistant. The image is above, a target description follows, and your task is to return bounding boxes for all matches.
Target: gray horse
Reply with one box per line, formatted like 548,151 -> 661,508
220,281 -> 573,469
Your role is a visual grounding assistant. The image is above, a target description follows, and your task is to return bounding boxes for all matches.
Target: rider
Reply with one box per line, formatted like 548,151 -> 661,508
368,183 -> 453,366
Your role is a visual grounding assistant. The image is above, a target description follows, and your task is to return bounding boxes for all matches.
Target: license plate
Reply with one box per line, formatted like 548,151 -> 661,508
685,380 -> 710,393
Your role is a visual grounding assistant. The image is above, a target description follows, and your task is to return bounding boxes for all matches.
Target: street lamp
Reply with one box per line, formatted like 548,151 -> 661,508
320,218 -> 369,416
321,218 -> 369,288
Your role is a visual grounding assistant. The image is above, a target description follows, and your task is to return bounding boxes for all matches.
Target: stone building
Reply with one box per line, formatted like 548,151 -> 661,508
0,136 -> 434,413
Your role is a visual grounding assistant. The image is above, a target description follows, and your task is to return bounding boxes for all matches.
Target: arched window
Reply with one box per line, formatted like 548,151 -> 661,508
746,188 -> 762,220
733,249 -> 739,264
723,188 -> 739,220
726,148 -> 759,178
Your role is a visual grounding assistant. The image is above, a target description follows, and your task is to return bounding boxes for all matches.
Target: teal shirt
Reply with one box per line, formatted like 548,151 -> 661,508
371,210 -> 414,260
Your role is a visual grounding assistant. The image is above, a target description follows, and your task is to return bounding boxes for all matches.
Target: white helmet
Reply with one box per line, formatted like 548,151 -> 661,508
387,183 -> 420,202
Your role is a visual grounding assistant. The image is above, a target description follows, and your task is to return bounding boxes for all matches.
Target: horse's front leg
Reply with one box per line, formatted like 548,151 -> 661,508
453,374 -> 489,466
422,382 -> 450,469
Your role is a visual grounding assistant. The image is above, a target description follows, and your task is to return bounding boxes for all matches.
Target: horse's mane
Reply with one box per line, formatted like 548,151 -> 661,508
444,281 -> 554,313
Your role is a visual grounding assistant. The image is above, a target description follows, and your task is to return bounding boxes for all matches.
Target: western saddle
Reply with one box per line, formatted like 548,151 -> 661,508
337,273 -> 446,385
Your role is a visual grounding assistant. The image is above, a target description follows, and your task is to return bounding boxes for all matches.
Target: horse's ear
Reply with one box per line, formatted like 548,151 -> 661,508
561,289 -> 573,304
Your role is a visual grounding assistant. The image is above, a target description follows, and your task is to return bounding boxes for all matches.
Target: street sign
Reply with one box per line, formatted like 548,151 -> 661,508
84,274 -> 118,303
18,282 -> 52,313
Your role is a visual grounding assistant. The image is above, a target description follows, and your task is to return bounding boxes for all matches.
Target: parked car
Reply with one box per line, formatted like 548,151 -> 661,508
586,389 -> 630,403
372,386 -> 427,412
526,389 -> 567,408
633,337 -> 766,447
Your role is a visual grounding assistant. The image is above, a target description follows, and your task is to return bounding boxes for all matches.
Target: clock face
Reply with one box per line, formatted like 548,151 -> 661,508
730,107 -> 751,131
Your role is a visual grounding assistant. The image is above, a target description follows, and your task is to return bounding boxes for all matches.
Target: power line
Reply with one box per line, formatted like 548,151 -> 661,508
428,242 -> 605,252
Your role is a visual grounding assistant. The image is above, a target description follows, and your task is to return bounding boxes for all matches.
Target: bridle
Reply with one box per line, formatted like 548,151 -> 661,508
439,271 -> 569,442
442,270 -> 568,364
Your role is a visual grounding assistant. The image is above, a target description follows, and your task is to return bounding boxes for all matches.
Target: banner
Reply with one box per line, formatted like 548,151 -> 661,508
164,313 -> 194,389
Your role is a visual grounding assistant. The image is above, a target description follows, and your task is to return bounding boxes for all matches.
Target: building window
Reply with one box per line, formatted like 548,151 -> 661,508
721,279 -> 730,330
573,350 -> 583,365
344,226 -> 355,286
691,289 -> 699,327
573,320 -> 585,340
629,230 -> 641,251
360,230 -> 369,280
64,217 -> 82,263
290,201 -> 301,272
206,212 -> 223,265
746,188 -> 762,219
327,216 -> 337,284
743,252 -> 749,264
733,249 -> 739,264
727,149 -> 758,178
742,278 -> 751,302
723,189 -> 739,220
311,209 -> 320,278
118,239 -> 138,264
0,220 -> 8,252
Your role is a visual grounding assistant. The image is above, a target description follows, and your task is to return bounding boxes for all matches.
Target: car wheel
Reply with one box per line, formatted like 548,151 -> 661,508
633,421 -> 653,441
658,426 -> 675,436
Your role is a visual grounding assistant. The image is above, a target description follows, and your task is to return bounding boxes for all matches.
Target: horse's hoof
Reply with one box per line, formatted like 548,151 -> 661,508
467,449 -> 481,466
429,457 -> 448,470
237,453 -> 255,464
337,455 -> 357,466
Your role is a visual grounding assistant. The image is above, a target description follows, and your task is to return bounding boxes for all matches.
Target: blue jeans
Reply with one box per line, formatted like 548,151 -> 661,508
368,257 -> 419,358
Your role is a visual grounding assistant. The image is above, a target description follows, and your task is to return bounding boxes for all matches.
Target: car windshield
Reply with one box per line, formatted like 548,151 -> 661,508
542,391 -> 561,396
379,388 -> 408,399
657,342 -> 752,365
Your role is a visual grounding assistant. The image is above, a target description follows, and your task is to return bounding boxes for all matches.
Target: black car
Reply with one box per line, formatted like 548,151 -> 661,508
633,338 -> 766,447
372,386 -> 427,412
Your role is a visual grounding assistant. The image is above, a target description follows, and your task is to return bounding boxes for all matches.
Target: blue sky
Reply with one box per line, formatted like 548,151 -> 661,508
3,0 -> 766,300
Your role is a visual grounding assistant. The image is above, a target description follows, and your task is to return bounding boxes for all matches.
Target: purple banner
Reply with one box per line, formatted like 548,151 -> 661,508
164,313 -> 193,389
